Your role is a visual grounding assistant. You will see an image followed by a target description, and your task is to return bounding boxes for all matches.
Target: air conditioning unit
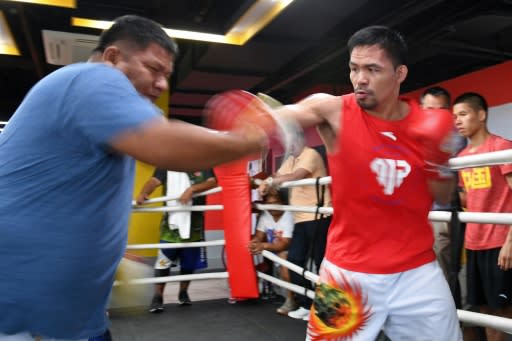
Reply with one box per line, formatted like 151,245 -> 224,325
42,30 -> 99,65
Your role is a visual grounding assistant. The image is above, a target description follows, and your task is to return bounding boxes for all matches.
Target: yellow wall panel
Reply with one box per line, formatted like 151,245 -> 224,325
127,90 -> 169,257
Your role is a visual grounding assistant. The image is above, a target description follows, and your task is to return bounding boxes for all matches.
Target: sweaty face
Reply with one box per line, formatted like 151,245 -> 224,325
453,102 -> 485,138
115,42 -> 174,103
421,94 -> 450,109
349,45 -> 402,111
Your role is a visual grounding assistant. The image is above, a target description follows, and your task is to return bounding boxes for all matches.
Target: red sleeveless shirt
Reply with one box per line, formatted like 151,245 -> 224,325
325,94 -> 435,273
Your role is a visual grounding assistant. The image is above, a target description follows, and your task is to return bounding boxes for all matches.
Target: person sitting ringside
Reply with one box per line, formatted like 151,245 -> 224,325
248,188 -> 297,315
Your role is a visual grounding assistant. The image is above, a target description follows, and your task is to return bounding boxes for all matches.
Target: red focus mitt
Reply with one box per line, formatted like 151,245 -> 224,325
204,90 -> 303,158
408,108 -> 456,180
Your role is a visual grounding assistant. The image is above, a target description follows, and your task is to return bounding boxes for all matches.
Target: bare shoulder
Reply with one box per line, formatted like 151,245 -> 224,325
300,93 -> 341,111
300,93 -> 342,152
298,93 -> 342,124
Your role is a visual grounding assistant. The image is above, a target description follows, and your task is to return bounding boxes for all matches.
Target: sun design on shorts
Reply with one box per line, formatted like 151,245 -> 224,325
307,272 -> 371,340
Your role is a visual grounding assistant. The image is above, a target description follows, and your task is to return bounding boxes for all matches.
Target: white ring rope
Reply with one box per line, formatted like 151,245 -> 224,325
256,205 -> 512,225
257,271 -> 315,299
263,149 -> 512,189
132,186 -> 222,206
449,149 -> 512,170
132,205 -> 223,213
118,241 -> 512,332
126,239 -> 225,250
261,250 -> 319,284
113,259 -> 512,333
127,150 -> 512,223
114,271 -> 229,286
279,176 -> 332,189
255,203 -> 333,215
128,148 -> 512,210
429,211 -> 512,225
133,202 -> 512,225
457,310 -> 512,334
261,250 -> 512,333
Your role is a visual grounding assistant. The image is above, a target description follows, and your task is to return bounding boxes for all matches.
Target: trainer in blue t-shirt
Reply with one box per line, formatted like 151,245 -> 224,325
0,63 -> 160,339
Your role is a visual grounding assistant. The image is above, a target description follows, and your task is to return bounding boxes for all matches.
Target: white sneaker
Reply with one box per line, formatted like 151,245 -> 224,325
288,307 -> 310,320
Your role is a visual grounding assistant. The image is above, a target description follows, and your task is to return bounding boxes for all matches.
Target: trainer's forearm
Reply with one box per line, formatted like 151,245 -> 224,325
111,118 -> 264,172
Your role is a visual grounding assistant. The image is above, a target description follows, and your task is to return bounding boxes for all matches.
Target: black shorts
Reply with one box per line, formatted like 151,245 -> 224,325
466,248 -> 512,309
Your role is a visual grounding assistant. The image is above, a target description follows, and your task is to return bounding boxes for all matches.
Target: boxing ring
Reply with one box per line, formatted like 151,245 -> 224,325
116,149 -> 512,338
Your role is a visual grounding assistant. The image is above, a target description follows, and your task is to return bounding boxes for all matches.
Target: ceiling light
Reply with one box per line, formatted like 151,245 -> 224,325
71,17 -> 229,44
71,17 -> 111,31
226,0 -> 295,45
71,0 -> 294,45
0,11 -> 20,56
4,0 -> 76,8
162,28 -> 229,44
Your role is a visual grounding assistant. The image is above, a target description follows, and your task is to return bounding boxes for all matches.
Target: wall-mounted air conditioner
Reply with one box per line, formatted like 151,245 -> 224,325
41,30 -> 99,65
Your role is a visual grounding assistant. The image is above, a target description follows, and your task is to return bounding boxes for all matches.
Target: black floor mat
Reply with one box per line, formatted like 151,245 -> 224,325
108,298 -> 308,341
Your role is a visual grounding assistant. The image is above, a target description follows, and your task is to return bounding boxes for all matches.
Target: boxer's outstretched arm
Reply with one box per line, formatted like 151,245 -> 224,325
274,93 -> 333,123
110,116 -> 265,172
274,93 -> 341,152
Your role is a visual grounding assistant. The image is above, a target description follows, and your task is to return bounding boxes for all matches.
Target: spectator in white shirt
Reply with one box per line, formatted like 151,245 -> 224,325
249,188 -> 297,315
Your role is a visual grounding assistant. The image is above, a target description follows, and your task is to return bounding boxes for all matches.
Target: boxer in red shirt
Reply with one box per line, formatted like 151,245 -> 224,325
273,25 -> 461,340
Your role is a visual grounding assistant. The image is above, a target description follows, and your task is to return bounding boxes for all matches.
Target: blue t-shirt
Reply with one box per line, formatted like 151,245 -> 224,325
0,63 -> 160,339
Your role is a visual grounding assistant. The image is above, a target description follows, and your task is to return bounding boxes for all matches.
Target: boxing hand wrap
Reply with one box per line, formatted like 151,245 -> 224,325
408,108 -> 456,180
264,176 -> 274,187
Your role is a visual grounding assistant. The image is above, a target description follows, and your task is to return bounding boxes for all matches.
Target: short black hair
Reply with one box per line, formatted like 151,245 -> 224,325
453,92 -> 488,113
90,46 -> 103,54
95,15 -> 178,57
347,25 -> 407,67
421,86 -> 451,106
263,187 -> 289,206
